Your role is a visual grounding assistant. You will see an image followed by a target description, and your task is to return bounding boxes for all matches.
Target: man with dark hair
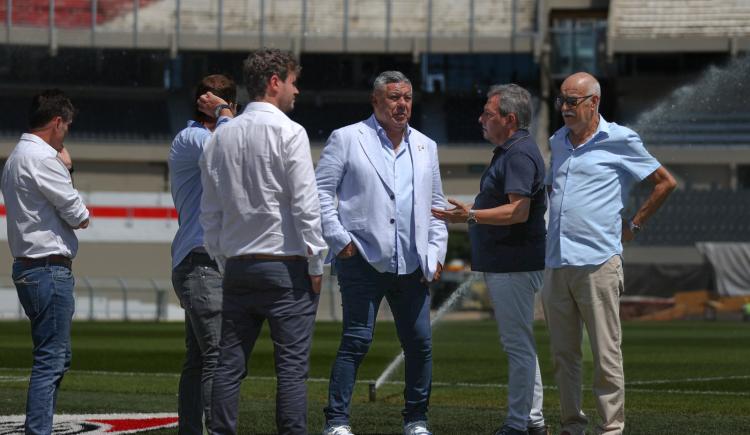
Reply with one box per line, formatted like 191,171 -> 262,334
316,71 -> 448,435
1,89 -> 89,435
168,74 -> 237,434
201,48 -> 326,435
433,84 -> 549,435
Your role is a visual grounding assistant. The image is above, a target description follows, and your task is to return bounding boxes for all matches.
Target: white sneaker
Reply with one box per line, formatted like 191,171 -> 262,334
403,421 -> 432,435
322,424 -> 355,435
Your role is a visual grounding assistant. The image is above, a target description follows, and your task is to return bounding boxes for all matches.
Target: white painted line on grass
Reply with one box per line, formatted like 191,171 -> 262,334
626,375 -> 750,385
1,368 -> 748,397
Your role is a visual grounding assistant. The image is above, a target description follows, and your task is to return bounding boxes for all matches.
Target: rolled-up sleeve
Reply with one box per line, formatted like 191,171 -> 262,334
36,157 -> 89,228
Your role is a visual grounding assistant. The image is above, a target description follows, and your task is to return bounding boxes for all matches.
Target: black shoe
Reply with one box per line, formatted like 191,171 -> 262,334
527,425 -> 550,435
493,426 -> 528,435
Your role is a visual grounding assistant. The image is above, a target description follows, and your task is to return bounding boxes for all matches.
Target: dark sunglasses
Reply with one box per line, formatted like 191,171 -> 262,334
555,94 -> 593,109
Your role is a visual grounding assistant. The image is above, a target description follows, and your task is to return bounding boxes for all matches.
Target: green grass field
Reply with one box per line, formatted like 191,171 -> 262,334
1,320 -> 749,434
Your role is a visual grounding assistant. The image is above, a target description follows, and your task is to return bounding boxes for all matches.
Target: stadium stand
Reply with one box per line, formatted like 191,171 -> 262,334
627,188 -> 750,246
607,0 -> 750,56
0,0 -> 159,28
0,95 -> 172,142
102,0 -> 537,38
639,113 -> 750,147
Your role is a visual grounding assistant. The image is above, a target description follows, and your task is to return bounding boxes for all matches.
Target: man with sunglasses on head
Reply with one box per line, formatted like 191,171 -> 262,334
543,72 -> 676,435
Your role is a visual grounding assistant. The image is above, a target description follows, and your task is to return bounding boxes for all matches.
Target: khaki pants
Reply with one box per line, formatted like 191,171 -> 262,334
541,255 -> 625,435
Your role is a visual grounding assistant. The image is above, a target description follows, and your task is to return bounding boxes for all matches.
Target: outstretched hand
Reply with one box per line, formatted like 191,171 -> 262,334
431,198 -> 472,223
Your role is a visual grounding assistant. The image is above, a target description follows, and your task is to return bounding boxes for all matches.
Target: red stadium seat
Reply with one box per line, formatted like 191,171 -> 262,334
0,0 -> 157,28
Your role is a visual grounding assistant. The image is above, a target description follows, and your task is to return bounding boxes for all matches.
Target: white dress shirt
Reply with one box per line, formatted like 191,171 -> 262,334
1,133 -> 89,259
199,102 -> 326,274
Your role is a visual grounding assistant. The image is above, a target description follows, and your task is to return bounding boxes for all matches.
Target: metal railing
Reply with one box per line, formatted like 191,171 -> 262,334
0,267 -> 480,322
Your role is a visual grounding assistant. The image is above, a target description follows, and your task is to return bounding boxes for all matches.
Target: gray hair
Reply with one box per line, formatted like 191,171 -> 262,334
373,71 -> 412,93
588,78 -> 601,97
487,83 -> 532,130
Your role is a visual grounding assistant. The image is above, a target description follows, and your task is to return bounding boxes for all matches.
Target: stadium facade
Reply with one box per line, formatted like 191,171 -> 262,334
1,0 -> 749,299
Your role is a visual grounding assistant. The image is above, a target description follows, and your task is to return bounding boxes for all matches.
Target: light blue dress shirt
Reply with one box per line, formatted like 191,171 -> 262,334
370,116 -> 420,275
545,115 -> 661,268
168,117 -> 229,269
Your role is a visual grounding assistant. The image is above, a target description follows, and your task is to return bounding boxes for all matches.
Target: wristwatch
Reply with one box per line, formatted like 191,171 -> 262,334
214,103 -> 231,118
629,219 -> 642,235
467,209 -> 478,225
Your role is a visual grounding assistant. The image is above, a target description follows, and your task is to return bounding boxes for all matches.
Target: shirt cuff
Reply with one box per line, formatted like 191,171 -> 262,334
308,254 -> 324,276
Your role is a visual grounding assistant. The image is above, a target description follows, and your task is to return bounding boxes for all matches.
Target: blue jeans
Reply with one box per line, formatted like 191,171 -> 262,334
324,253 -> 432,426
172,252 -> 223,435
210,257 -> 319,435
12,260 -> 75,435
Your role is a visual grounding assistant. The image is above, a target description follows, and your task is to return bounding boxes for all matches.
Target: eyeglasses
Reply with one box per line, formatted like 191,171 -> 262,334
555,94 -> 593,110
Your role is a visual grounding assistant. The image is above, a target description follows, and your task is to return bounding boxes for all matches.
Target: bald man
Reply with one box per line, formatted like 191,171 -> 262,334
542,72 -> 676,435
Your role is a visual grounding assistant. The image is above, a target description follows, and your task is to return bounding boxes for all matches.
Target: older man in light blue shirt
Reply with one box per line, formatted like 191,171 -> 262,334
317,71 -> 448,435
542,72 -> 676,435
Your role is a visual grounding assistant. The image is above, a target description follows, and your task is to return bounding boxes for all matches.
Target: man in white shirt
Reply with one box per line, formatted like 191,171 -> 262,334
1,89 -> 90,435
200,48 -> 326,435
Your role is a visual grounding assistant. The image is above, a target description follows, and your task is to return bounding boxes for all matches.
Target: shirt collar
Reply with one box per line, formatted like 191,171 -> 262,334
562,114 -> 611,149
245,101 -> 286,116
20,133 -> 57,157
367,114 -> 412,146
187,120 -> 207,129
493,129 -> 530,154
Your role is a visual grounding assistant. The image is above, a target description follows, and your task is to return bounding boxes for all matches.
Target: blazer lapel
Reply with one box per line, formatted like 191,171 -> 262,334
358,125 -> 395,193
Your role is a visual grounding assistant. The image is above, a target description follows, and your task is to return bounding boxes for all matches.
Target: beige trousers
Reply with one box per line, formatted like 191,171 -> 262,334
541,255 -> 625,435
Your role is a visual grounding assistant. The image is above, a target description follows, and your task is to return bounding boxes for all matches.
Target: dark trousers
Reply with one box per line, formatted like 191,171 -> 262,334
172,252 -> 223,435
209,257 -> 319,435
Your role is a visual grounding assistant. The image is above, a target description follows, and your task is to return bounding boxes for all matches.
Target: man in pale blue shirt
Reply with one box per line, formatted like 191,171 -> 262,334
317,71 -> 448,435
542,72 -> 676,435
168,74 -> 236,435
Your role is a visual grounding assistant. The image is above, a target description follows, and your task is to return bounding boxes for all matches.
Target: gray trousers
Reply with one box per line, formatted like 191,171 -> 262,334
209,257 -> 319,435
485,271 -> 545,431
172,252 -> 223,435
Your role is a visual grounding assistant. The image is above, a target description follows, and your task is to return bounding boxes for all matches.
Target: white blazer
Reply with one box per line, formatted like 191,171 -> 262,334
315,115 -> 448,281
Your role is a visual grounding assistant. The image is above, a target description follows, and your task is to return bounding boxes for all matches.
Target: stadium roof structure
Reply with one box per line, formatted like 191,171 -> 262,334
607,0 -> 750,57
0,0 -> 541,56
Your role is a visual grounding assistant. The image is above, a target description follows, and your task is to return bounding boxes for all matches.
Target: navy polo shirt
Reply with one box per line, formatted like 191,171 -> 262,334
469,129 -> 547,273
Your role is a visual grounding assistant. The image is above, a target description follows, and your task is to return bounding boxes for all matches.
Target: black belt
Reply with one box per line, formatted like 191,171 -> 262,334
231,254 -> 305,262
185,251 -> 217,266
15,255 -> 72,270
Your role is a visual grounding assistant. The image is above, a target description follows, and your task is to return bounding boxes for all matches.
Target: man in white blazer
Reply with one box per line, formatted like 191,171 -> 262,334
316,71 -> 448,435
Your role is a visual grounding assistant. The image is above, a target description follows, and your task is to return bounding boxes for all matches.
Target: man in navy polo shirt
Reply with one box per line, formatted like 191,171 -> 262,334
433,84 -> 548,435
